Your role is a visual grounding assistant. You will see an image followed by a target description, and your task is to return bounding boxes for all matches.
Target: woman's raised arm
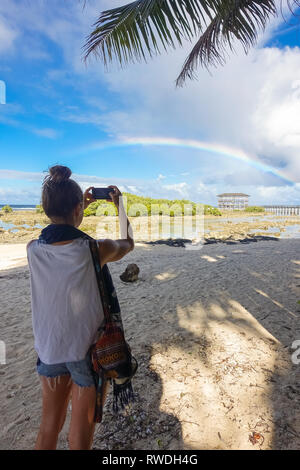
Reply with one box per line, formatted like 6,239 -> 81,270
98,185 -> 134,267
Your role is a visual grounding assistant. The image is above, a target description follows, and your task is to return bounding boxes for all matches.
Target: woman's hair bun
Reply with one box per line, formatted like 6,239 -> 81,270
48,165 -> 71,183
42,164 -> 83,220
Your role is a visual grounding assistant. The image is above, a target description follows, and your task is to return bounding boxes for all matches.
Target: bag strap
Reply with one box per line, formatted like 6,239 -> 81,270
88,239 -> 111,324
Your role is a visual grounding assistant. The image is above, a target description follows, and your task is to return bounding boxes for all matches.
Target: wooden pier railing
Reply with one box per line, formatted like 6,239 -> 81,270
263,205 -> 300,215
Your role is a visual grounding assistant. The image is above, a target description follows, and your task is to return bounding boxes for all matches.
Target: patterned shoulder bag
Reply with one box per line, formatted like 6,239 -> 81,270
88,239 -> 138,423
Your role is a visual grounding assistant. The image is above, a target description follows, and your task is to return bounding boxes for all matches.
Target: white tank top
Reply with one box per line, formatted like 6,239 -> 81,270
27,238 -> 104,364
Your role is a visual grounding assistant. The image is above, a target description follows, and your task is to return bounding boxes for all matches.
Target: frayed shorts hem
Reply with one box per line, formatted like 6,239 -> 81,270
36,352 -> 96,388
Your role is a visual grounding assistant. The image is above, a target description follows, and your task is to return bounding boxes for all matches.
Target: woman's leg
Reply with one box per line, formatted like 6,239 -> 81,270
68,378 -> 111,450
35,374 -> 72,450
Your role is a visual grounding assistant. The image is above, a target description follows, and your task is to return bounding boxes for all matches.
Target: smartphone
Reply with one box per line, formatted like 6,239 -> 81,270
92,187 -> 114,200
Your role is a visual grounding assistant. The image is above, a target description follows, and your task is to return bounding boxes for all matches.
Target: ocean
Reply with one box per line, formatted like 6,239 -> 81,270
0,204 -> 36,211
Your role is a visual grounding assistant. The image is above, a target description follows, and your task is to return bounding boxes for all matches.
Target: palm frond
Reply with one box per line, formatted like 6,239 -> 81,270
83,0 -> 218,64
83,0 -> 300,86
282,0 -> 300,18
175,0 -> 277,86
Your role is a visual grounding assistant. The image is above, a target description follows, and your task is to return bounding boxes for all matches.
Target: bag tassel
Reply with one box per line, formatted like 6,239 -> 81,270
112,380 -> 135,414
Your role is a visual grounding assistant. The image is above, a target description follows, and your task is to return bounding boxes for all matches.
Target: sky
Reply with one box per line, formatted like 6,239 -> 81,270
1,0 -> 300,206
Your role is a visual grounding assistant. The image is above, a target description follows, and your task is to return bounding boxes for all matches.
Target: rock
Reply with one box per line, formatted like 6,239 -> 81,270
120,263 -> 140,282
204,238 -> 217,244
166,239 -> 186,247
145,238 -> 192,247
260,236 -> 279,241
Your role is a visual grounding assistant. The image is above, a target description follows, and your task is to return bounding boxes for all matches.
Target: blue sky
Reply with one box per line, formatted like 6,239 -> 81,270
1,0 -> 300,206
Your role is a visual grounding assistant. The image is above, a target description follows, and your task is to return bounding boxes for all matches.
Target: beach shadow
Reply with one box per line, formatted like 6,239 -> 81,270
107,239 -> 299,450
93,347 -> 184,450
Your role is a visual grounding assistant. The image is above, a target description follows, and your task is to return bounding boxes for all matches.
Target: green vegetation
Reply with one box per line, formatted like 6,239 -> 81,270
83,192 -> 222,217
1,205 -> 13,213
245,206 -> 265,213
204,205 -> 222,216
36,204 -> 45,214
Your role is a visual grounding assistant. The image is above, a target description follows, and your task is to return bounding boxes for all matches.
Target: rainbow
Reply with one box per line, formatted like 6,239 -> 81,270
85,136 -> 295,184
120,137 -> 294,184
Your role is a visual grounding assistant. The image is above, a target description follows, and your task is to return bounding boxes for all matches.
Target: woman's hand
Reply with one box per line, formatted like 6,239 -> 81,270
107,185 -> 122,208
83,187 -> 96,210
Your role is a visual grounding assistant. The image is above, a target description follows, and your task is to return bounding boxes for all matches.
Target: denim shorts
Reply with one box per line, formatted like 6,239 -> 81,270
36,351 -> 96,388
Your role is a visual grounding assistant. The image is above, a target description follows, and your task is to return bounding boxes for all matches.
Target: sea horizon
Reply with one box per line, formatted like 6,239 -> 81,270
0,204 -> 37,210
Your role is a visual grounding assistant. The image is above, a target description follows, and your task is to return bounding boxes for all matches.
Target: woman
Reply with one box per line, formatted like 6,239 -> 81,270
26,165 -> 134,450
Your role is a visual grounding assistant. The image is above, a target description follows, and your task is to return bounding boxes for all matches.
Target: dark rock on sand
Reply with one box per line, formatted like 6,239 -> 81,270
258,236 -> 279,241
142,235 -> 279,248
120,263 -> 140,282
146,238 -> 192,247
204,238 -> 217,244
206,235 -> 279,245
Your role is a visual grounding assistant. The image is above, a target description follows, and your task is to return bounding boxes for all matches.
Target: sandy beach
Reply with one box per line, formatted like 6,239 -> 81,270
0,237 -> 299,450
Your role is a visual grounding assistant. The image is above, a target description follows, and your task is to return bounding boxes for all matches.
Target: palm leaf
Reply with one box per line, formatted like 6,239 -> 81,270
175,0 -> 278,86
83,0 -> 217,64
83,0 -> 300,85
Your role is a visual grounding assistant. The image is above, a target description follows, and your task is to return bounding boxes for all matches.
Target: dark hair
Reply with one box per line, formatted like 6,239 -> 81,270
42,165 -> 83,221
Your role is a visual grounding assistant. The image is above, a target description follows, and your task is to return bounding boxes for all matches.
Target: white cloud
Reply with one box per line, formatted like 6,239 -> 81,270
0,15 -> 17,54
32,127 -> 61,139
256,183 -> 300,204
0,114 -> 60,139
1,0 -> 300,204
157,174 -> 166,182
0,0 -> 114,69
0,101 -> 60,139
162,182 -> 188,196
0,169 -> 44,180
0,186 -> 41,204
0,169 -> 299,206
94,42 -> 300,184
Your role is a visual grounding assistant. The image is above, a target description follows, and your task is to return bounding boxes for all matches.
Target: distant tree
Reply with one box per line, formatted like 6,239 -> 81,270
36,204 -> 45,214
83,192 -> 221,216
83,1 -> 300,86
83,201 -> 99,217
204,205 -> 222,216
1,205 -> 13,213
245,206 -> 265,212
